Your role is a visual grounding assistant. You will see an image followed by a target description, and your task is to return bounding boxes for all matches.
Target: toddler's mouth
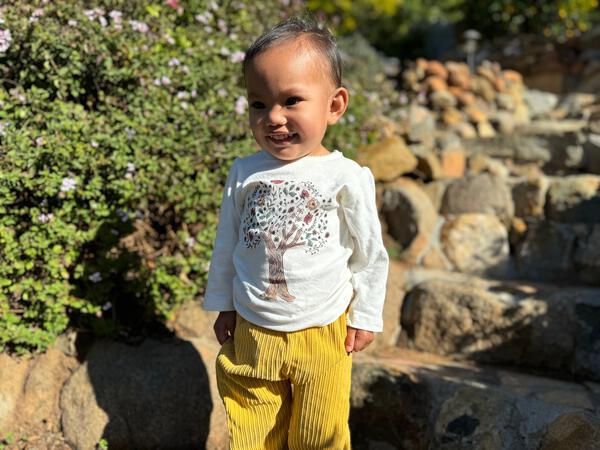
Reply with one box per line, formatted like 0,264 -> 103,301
268,132 -> 297,145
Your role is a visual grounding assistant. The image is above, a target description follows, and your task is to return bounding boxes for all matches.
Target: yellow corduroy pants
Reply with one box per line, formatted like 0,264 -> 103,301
216,311 -> 353,450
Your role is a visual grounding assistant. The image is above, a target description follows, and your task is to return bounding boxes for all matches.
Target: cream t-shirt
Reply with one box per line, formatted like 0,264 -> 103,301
203,150 -> 389,332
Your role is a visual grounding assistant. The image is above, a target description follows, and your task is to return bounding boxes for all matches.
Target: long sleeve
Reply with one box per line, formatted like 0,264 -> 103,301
342,167 -> 389,332
203,160 -> 242,311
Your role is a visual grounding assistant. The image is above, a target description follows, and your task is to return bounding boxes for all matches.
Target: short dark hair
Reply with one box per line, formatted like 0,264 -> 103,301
243,16 -> 342,88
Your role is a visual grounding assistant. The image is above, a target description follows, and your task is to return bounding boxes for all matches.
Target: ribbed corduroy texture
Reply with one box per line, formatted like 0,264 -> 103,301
216,312 -> 352,449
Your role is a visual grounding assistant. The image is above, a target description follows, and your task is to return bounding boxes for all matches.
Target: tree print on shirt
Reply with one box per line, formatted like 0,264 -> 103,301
242,180 -> 332,302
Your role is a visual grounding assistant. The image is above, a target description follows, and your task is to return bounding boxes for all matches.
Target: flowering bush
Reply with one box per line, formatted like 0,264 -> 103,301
0,0 -> 395,353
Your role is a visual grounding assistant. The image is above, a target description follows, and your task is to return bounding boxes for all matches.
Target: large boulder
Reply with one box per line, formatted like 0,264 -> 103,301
545,175 -> 600,223
406,104 -> 436,146
584,133 -> 600,174
356,137 -> 418,182
440,173 -> 514,225
463,133 -> 585,170
0,343 -> 77,438
523,89 -> 559,118
511,175 -> 550,218
440,213 -> 510,277
400,275 -> 600,380
381,178 -> 442,267
60,338 -> 213,450
574,224 -> 600,286
350,351 -> 600,450
515,220 -> 587,282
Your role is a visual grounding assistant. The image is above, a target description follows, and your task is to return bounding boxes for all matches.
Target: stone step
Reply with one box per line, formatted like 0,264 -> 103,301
397,267 -> 600,382
351,347 -> 600,450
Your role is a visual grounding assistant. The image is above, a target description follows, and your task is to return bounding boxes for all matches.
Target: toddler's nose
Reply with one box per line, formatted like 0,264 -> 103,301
267,106 -> 287,126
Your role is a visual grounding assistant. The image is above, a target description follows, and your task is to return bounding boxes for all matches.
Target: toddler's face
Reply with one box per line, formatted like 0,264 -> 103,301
245,40 -> 347,161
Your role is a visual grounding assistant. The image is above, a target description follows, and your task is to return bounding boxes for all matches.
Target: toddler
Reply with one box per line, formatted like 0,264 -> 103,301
204,16 -> 389,450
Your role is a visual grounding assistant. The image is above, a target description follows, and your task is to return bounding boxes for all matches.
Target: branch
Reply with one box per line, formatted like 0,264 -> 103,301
286,228 -> 304,249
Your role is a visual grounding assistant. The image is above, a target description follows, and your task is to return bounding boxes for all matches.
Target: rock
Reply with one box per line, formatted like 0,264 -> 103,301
464,105 -> 488,124
430,90 -> 457,110
60,338 -> 213,450
512,176 -> 550,218
407,104 -> 436,145
351,350 -> 600,450
448,70 -> 471,90
540,413 -> 600,450
513,102 -> 532,125
381,178 -> 439,265
426,75 -> 448,92
524,89 -> 559,118
591,110 -> 600,134
441,173 -> 514,225
472,77 -> 496,102
0,354 -> 30,431
509,217 -> 528,247
440,148 -> 466,178
492,111 -> 516,134
520,119 -> 588,135
440,214 -> 510,277
477,64 -> 504,92
420,179 -> 450,212
477,121 -> 497,138
455,91 -> 476,107
557,93 -> 598,119
19,348 -> 78,433
462,134 -> 584,170
0,346 -> 77,437
357,137 -> 418,182
496,93 -> 516,111
442,108 -> 463,126
584,134 -> 600,174
574,224 -> 600,286
400,274 -> 600,380
515,220 -> 586,281
545,175 -> 600,223
453,121 -> 477,139
467,153 -> 489,175
425,60 -> 449,80
410,145 -> 443,181
503,70 -> 523,84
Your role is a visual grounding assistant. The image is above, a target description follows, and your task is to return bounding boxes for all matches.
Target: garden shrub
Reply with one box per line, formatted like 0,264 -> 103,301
0,0 -> 397,354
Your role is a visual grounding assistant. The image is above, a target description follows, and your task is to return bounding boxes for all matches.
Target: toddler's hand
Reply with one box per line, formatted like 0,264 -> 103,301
214,311 -> 237,345
345,326 -> 374,353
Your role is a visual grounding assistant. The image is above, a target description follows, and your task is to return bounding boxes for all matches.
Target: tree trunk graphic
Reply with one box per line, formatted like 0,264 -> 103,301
262,225 -> 304,301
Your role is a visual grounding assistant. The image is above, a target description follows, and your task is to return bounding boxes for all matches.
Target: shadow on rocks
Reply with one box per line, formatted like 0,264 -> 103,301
59,214 -> 213,449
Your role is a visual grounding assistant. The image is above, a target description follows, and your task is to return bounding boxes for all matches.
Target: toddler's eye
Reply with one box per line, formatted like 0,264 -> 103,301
285,97 -> 301,106
250,101 -> 265,109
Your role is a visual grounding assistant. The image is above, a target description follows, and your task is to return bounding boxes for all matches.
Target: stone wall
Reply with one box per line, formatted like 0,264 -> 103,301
1,60 -> 600,449
487,26 -> 600,95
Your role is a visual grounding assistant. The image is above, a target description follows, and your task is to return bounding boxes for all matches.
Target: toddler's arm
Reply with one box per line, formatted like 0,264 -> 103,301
214,311 -> 237,344
345,326 -> 374,352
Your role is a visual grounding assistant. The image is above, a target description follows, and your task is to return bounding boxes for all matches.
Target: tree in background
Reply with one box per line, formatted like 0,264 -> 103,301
308,0 -> 599,59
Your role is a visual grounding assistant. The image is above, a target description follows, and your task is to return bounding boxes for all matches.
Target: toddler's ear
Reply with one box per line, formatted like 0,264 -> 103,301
328,87 -> 349,125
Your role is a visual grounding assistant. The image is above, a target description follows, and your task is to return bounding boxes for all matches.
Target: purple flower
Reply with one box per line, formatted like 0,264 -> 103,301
235,96 -> 247,115
129,20 -> 149,33
230,51 -> 245,63
89,272 -> 103,283
60,177 -> 77,192
29,9 -> 44,23
195,11 -> 213,24
37,213 -> 54,223
0,29 -> 12,52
